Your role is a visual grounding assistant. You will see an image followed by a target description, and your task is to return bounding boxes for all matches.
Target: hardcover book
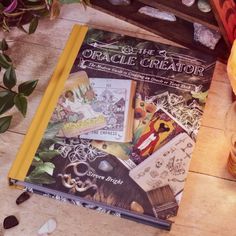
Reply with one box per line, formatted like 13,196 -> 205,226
8,24 -> 216,230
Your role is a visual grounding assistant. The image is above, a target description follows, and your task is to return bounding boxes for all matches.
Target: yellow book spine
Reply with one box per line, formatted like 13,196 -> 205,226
8,24 -> 88,183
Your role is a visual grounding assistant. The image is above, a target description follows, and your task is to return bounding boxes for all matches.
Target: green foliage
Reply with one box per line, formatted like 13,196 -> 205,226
29,17 -> 39,34
0,116 -> 12,133
191,91 -> 208,104
0,39 -> 8,51
25,172 -> 56,184
0,91 -> 15,115
0,39 -> 38,133
39,150 -> 59,162
18,80 -> 38,96
26,149 -> 59,185
0,0 -> 90,133
3,67 -> 16,89
14,93 -> 28,117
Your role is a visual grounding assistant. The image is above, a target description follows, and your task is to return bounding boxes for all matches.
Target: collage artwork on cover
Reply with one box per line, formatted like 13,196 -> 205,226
25,28 -> 216,221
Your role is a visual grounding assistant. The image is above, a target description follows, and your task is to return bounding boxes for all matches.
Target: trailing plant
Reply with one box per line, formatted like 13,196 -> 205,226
0,0 -> 89,32
0,0 -> 89,133
0,38 -> 38,133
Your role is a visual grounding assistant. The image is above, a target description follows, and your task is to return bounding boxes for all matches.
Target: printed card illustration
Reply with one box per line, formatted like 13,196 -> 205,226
130,108 -> 185,164
91,97 -> 157,164
52,71 -> 106,138
129,132 -> 195,197
81,78 -> 136,142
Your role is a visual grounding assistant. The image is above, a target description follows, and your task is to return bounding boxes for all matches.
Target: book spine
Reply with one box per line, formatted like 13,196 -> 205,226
8,25 -> 88,183
23,185 -> 172,231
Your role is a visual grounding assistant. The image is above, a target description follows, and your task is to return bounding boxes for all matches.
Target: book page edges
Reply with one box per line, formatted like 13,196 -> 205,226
8,24 -> 88,184
125,80 -> 137,142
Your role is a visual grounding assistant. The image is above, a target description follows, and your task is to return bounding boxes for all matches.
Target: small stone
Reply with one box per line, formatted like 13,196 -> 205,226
193,23 -> 221,50
197,0 -> 211,13
182,0 -> 195,6
38,218 -> 57,235
98,160 -> 113,172
130,201 -> 144,214
108,0 -> 131,6
3,215 -> 19,229
16,191 -> 31,205
138,6 -> 176,22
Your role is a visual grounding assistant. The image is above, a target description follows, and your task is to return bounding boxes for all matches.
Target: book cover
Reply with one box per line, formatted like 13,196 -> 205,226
8,24 -> 216,230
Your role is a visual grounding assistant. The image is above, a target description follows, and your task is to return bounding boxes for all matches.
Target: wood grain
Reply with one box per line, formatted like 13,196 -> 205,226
139,0 -> 219,31
90,0 -> 229,62
0,4 -> 235,236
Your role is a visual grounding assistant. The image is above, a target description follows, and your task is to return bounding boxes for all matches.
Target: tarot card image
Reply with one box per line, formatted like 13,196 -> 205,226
81,78 -> 136,142
130,108 -> 186,164
52,71 -> 106,138
129,132 -> 195,197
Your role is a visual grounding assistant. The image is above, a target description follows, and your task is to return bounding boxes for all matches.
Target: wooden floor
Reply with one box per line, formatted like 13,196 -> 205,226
1,4 -> 236,236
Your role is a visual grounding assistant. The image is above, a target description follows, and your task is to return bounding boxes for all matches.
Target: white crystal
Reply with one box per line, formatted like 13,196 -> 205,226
197,0 -> 211,13
38,219 -> 57,235
182,0 -> 195,6
138,6 -> 176,22
98,160 -> 113,172
108,0 -> 131,5
193,23 -> 221,50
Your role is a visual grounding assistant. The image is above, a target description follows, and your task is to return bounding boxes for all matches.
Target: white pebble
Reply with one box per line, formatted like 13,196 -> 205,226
38,218 -> 57,235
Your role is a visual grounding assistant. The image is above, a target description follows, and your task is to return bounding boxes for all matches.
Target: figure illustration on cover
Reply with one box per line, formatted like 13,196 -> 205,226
90,78 -> 126,131
51,71 -> 106,138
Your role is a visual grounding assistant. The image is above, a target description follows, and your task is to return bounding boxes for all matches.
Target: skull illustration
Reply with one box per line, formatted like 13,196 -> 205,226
155,159 -> 163,168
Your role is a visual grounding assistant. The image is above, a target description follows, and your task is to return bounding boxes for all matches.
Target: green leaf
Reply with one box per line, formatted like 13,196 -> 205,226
44,122 -> 63,139
3,66 -> 16,89
191,91 -> 208,104
18,80 -> 38,96
38,150 -> 59,162
31,156 -> 44,167
0,53 -> 11,68
0,39 -> 8,51
28,17 -> 38,34
29,162 -> 55,176
26,172 -> 56,184
0,115 -> 12,133
0,91 -> 15,115
0,3 -> 4,10
14,93 -> 27,117
3,54 -> 12,62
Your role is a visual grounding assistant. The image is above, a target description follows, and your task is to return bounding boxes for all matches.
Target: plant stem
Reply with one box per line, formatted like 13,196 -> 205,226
0,85 -> 17,94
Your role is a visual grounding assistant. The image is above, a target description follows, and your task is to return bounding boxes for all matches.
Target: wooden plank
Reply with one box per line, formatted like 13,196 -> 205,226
174,172 -> 236,235
190,126 -> 233,180
138,0 -> 219,31
5,91 -> 43,134
0,6 -> 180,50
89,0 -> 229,62
201,80 -> 232,129
0,41 -> 61,91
